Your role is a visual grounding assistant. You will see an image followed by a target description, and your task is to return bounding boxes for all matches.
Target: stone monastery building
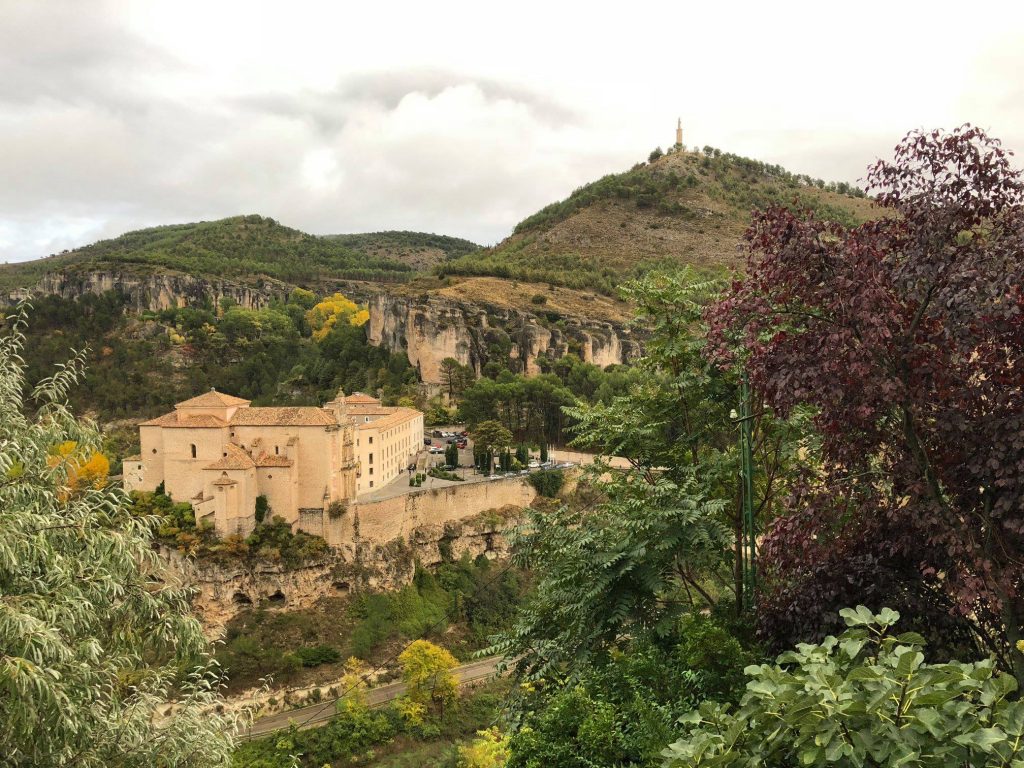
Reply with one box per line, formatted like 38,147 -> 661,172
124,389 -> 424,538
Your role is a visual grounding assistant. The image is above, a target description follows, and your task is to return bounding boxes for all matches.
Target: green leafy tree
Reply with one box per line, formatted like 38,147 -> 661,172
665,607 -> 1024,767
440,356 -> 475,401
470,420 -> 513,476
566,269 -> 806,609
491,475 -> 727,678
0,304 -> 241,767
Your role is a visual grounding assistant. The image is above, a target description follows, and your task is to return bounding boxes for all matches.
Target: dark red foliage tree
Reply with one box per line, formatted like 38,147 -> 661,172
707,126 -> 1024,679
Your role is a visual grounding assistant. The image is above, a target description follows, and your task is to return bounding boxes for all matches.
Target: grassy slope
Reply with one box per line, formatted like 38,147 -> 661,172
438,148 -> 879,294
0,215 -> 423,292
326,231 -> 481,271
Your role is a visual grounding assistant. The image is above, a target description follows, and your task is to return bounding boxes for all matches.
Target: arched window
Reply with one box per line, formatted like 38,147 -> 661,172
190,444 -> 197,458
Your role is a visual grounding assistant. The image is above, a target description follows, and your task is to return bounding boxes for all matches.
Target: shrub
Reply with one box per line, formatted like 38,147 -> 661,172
530,294 -> 547,305
254,494 -> 269,524
294,644 -> 342,668
664,606 -> 1024,767
528,469 -> 564,498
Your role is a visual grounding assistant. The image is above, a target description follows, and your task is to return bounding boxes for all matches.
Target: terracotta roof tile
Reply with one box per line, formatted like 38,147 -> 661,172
175,390 -> 251,409
139,412 -> 228,428
204,443 -> 256,470
357,407 -> 421,431
230,407 -> 337,427
350,407 -> 395,416
344,392 -> 380,404
255,452 -> 293,467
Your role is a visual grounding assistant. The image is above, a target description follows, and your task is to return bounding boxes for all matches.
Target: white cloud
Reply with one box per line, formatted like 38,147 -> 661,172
1,0 -> 1023,261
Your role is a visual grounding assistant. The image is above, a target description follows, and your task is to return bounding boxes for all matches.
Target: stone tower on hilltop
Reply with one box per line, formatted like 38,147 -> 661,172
675,118 -> 683,149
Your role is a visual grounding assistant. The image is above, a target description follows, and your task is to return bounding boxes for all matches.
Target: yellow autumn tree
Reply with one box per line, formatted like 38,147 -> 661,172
397,639 -> 459,714
305,292 -> 370,341
457,728 -> 509,767
49,441 -> 110,490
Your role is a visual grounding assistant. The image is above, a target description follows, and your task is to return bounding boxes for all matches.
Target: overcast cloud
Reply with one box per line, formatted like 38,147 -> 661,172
2,0 -> 1023,262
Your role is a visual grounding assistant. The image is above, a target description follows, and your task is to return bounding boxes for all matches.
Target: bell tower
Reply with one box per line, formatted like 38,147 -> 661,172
675,118 -> 683,149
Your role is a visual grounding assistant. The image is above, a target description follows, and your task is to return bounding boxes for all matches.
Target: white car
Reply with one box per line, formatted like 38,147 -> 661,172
528,460 -> 540,469
428,446 -> 444,454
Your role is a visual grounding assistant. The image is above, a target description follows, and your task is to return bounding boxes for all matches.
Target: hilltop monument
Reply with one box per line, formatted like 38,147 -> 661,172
675,118 -> 683,149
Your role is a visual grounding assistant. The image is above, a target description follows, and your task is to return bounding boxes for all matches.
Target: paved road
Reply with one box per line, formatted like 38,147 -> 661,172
240,656 -> 503,739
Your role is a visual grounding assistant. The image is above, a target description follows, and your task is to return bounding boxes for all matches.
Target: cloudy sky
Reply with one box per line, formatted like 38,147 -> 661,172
2,0 -> 1022,262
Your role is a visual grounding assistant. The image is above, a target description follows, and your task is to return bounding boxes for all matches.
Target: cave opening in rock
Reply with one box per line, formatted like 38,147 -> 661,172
232,591 -> 252,605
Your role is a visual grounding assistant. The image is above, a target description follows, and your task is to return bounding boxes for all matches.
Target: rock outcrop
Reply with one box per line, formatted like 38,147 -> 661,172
23,268 -> 290,312
367,292 -> 641,383
166,508 -> 519,634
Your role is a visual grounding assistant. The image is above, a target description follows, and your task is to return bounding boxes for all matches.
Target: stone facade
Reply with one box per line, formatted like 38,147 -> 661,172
123,389 -> 423,537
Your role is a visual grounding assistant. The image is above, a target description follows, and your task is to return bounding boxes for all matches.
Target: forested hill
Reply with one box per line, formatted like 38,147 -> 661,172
325,231 -> 480,270
0,215 -> 431,292
437,146 -> 879,294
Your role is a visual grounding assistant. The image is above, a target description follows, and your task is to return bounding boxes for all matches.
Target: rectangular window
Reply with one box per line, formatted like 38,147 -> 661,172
369,453 -> 373,463
369,436 -> 373,444
369,468 -> 373,475
369,481 -> 374,488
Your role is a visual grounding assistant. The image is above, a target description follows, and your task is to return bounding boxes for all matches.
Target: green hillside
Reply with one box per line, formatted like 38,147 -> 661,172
0,215 -> 415,292
326,231 -> 480,270
437,147 -> 878,294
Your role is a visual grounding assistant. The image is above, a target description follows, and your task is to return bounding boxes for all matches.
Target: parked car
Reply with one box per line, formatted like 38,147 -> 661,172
528,460 -> 540,469
424,437 -> 432,445
431,430 -> 443,438
459,430 -> 469,437
428,446 -> 444,454
456,439 -> 468,448
446,437 -> 457,444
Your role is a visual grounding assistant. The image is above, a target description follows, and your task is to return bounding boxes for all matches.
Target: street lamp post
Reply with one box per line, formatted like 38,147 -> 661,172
731,373 -> 757,610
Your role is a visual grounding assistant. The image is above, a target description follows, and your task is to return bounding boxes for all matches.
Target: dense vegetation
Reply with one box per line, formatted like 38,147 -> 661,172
6,287 -> 417,424
217,555 -> 527,694
0,215 -> 413,291
130,489 -> 330,567
457,355 -> 642,445
0,306 -> 239,767
327,230 -> 481,261
474,126 -> 1024,766
232,677 -> 511,768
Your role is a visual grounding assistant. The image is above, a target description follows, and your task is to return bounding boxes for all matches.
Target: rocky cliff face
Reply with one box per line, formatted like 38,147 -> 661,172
15,266 -> 642,382
167,509 -> 518,634
24,269 -> 290,312
367,292 -> 641,383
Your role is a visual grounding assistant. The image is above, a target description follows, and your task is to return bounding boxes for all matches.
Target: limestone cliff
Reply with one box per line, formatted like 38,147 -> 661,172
166,508 -> 519,634
24,268 -> 290,312
367,291 -> 642,383
12,265 -> 642,382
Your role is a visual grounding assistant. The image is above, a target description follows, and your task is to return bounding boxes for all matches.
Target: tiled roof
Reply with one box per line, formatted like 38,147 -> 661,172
345,392 -> 381,404
255,452 -> 293,467
175,390 -> 251,409
230,407 -> 337,427
212,475 -> 237,486
357,407 -> 421,431
204,443 -> 256,470
139,412 -> 228,428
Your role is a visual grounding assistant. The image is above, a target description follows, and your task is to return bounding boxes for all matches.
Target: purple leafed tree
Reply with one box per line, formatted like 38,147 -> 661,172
707,126 -> 1024,678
